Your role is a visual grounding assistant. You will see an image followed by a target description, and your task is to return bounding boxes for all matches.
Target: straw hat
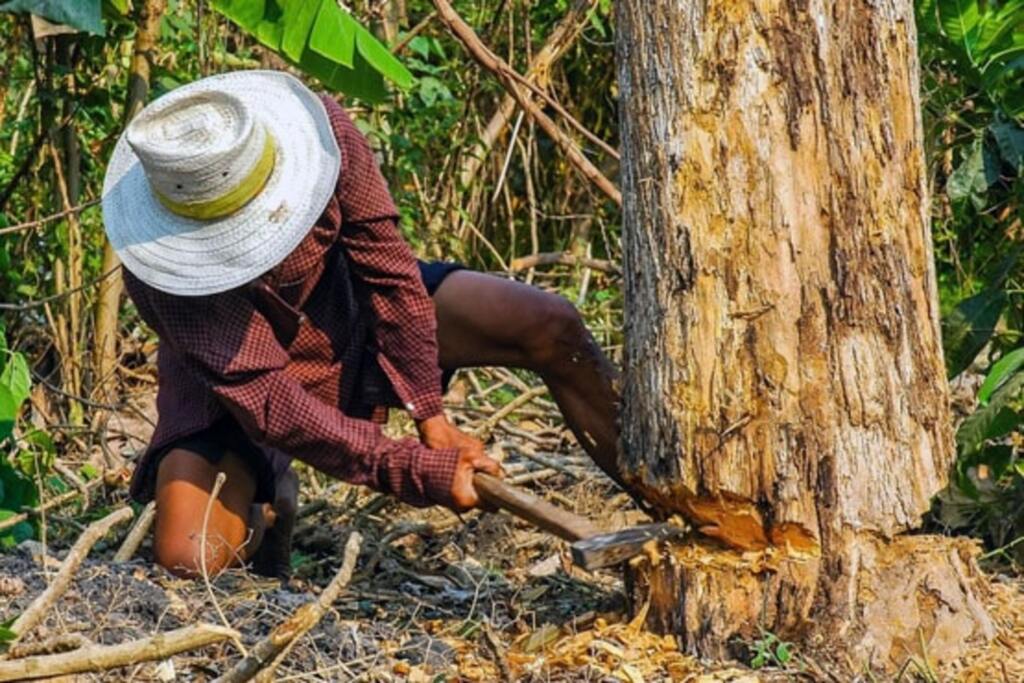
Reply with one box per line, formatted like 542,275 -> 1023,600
102,70 -> 341,296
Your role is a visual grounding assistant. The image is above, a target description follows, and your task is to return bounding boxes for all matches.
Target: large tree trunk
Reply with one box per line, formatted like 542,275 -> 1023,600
616,0 -> 993,670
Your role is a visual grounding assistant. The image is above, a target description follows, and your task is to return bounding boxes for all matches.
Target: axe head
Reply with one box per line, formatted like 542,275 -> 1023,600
570,522 -> 687,571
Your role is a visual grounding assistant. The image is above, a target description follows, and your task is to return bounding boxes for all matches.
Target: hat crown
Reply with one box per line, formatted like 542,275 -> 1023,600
126,91 -> 268,206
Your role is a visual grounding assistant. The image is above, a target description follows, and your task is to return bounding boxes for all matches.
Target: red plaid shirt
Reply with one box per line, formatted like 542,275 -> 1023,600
124,96 -> 459,508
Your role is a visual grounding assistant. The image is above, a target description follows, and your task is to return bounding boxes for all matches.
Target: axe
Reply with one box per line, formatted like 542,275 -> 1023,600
473,473 -> 685,570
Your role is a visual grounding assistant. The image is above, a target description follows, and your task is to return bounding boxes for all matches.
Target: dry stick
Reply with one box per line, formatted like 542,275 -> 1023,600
0,624 -> 239,682
509,250 -> 620,274
455,0 -> 598,191
472,385 -> 549,439
212,531 -> 364,683
200,471 -> 239,652
391,10 -> 437,54
6,507 -> 134,649
113,500 -> 157,562
0,198 -> 100,237
432,0 -> 621,206
0,476 -> 103,533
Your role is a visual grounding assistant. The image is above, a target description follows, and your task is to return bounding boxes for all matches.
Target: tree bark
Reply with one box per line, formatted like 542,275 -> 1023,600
92,0 -> 166,404
617,0 -> 992,670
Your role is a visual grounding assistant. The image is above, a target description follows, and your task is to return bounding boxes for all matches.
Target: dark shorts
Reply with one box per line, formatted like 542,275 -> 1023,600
149,260 -> 465,503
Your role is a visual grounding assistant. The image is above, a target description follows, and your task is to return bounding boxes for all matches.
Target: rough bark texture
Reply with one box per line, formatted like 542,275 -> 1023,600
617,0 -> 990,668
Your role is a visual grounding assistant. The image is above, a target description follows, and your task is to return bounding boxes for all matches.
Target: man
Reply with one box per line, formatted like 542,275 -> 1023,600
103,70 -> 620,578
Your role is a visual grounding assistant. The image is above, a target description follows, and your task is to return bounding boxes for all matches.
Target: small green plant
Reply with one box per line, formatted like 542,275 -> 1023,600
747,629 -> 796,670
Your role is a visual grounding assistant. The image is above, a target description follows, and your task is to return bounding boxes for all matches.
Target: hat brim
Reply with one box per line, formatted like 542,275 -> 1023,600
102,71 -> 341,297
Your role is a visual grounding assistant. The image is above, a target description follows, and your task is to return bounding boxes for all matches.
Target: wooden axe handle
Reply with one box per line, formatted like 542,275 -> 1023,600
473,473 -> 601,542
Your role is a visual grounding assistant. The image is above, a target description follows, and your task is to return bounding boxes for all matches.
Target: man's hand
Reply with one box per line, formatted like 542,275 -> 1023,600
417,414 -> 483,452
417,415 -> 501,511
449,443 -> 502,511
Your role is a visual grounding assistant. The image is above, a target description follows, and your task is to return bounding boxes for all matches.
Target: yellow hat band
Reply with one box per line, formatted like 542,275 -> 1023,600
154,132 -> 276,220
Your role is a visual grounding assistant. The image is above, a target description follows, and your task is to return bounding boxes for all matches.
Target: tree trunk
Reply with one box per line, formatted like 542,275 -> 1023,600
92,0 -> 166,405
616,0 -> 993,670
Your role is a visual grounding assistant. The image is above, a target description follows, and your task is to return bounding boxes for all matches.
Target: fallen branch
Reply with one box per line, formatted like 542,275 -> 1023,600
212,531 -> 364,683
0,477 -> 104,533
6,506 -> 134,648
113,500 -> 156,562
432,0 -> 621,205
509,251 -> 620,274
472,386 -> 549,440
0,624 -> 238,682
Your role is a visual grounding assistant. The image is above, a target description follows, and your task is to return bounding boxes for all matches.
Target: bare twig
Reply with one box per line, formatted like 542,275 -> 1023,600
391,11 -> 437,54
456,0 -> 596,190
0,477 -> 103,533
432,0 -> 621,205
113,500 -> 157,562
509,250 -> 619,274
0,199 -> 100,237
213,531 -> 364,683
0,624 -> 239,682
200,472 -> 237,646
472,385 -> 549,439
6,506 -> 134,648
482,623 -> 512,683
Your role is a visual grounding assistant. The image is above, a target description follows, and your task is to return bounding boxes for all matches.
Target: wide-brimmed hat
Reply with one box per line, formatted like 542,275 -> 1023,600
102,70 -> 341,296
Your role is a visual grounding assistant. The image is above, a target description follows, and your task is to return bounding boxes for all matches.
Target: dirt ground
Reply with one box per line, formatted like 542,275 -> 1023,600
2,374 -> 1024,681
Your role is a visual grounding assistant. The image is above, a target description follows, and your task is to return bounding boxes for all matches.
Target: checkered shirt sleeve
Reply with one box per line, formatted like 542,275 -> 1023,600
323,97 -> 446,421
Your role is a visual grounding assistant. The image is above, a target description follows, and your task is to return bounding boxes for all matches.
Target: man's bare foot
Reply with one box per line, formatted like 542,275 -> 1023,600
250,467 -> 298,578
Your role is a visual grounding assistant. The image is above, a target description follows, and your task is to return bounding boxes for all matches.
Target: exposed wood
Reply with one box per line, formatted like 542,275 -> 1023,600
92,0 -> 166,405
0,624 -> 238,682
432,0 -> 620,206
6,507 -> 134,648
212,532 -> 363,683
616,0 -> 990,668
473,473 -> 601,541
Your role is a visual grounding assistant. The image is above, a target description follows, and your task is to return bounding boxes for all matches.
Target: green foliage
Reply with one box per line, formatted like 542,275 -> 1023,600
747,630 -> 796,670
212,0 -> 413,102
0,0 -> 104,34
917,0 -> 1024,115
920,0 -> 1024,565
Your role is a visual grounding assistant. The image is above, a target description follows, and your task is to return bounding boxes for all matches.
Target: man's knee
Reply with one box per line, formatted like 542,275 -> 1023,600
523,294 -> 590,372
153,522 -> 244,578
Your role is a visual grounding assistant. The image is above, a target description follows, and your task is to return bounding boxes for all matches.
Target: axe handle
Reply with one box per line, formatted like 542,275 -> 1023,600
472,473 -> 601,542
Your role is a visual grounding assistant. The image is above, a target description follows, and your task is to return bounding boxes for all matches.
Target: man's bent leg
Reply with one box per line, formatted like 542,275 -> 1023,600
432,270 -> 624,486
153,448 -> 264,578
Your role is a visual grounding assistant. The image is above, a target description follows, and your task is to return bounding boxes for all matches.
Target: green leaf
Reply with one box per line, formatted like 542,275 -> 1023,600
937,0 -> 982,52
991,120 -> 1024,173
279,0 -> 319,62
213,0 -> 412,102
979,348 -> 1024,404
948,137 -> 996,204
0,624 -> 15,644
354,24 -> 413,89
212,0 -> 266,33
942,288 -> 1008,378
0,0 -> 104,34
307,0 -> 355,68
1,352 -> 31,410
775,642 -> 792,664
957,372 -> 1024,455
0,385 -> 16,444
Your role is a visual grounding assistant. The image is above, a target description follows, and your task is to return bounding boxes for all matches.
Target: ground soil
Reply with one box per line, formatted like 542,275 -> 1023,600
2,376 -> 1023,681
